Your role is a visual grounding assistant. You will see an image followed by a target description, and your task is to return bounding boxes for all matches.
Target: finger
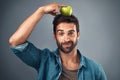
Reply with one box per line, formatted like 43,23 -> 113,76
58,4 -> 67,9
52,9 -> 59,14
50,12 -> 57,16
59,4 -> 67,7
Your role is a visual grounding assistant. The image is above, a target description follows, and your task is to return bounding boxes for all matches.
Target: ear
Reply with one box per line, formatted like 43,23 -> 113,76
77,32 -> 80,39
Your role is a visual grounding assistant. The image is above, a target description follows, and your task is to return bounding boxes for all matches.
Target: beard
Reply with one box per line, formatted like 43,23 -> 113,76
56,39 -> 78,54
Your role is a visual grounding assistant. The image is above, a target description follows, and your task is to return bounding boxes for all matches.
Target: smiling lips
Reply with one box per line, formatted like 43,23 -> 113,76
62,42 -> 72,48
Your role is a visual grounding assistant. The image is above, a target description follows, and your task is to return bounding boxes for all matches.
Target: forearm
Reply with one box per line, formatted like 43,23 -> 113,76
9,7 -> 44,46
9,2 -> 63,47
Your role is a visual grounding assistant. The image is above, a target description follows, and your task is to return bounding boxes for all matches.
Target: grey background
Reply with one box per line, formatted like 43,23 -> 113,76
0,0 -> 120,80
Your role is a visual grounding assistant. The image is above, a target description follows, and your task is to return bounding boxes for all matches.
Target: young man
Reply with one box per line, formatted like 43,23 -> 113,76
9,2 -> 107,80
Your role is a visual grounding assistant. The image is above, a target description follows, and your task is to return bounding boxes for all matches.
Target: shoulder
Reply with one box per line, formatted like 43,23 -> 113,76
78,50 -> 102,70
83,55 -> 107,79
84,56 -> 99,67
38,48 -> 57,58
80,54 -> 105,76
83,55 -> 102,70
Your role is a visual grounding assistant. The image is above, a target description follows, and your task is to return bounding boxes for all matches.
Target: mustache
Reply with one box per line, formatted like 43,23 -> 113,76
62,41 -> 73,45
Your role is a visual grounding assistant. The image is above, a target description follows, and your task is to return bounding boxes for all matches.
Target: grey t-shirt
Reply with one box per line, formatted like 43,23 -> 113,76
59,66 -> 78,80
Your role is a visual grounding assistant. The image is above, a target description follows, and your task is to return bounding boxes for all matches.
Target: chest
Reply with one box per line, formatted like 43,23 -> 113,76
59,66 -> 78,80
62,62 -> 80,70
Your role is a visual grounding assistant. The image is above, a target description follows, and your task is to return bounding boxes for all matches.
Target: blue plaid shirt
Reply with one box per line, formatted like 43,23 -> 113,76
11,41 -> 107,80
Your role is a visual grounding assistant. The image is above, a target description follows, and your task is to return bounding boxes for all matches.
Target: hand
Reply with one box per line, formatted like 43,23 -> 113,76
40,2 -> 66,16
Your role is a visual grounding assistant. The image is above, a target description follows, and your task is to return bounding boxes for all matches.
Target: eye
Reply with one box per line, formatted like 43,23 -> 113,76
58,32 -> 64,36
68,31 -> 75,36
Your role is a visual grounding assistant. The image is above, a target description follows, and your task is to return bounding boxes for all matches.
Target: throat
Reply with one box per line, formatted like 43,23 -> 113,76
62,59 -> 80,70
60,50 -> 80,70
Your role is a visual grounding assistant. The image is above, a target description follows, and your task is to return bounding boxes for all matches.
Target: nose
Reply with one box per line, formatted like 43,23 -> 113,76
64,35 -> 70,42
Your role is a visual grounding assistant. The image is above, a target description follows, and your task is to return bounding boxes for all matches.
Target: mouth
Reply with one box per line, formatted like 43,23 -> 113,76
62,43 -> 72,48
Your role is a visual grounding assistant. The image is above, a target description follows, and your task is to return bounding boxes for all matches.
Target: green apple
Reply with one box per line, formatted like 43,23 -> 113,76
60,6 -> 72,16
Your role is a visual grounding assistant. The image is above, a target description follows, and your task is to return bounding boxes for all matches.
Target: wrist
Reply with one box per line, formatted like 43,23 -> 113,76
38,7 -> 45,16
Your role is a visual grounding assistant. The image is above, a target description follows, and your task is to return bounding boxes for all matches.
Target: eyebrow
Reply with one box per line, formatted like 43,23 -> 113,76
56,29 -> 63,32
68,30 -> 75,32
56,29 -> 75,33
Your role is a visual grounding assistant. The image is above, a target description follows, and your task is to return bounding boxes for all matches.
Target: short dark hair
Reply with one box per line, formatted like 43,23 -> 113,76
52,14 -> 79,34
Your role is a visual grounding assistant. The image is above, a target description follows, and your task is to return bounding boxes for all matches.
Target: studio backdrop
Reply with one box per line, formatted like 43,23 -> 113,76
0,0 -> 120,80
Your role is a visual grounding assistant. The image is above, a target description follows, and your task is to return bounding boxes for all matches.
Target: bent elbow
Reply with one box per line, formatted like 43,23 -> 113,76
9,37 -> 17,47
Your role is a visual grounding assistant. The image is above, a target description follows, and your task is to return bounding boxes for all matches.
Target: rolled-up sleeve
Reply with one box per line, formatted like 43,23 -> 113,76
10,41 -> 41,70
11,41 -> 29,52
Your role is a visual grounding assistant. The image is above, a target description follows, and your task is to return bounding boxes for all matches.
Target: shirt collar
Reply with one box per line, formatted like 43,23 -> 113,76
54,48 -> 87,68
54,48 -> 60,57
77,50 -> 87,69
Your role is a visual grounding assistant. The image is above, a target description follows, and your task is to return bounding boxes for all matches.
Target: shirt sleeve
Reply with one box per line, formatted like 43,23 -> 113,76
10,41 -> 29,52
10,41 -> 42,70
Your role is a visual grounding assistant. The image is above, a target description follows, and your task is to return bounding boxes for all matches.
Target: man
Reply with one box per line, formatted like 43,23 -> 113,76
9,2 -> 107,80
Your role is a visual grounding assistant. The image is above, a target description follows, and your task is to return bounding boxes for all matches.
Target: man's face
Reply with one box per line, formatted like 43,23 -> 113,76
54,22 -> 80,54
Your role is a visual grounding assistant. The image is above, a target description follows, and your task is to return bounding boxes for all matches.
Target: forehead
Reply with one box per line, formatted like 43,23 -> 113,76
56,22 -> 76,31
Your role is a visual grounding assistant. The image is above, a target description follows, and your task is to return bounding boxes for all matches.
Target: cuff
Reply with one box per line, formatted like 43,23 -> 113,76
10,41 -> 29,52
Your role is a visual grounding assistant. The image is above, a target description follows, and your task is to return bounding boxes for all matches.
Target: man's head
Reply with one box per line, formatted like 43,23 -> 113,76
53,14 -> 80,54
53,14 -> 79,34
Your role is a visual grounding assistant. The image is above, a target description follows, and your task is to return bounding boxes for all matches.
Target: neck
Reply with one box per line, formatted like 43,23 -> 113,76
60,47 -> 79,64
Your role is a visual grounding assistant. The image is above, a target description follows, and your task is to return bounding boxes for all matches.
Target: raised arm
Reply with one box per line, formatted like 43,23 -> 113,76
9,2 -> 64,47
